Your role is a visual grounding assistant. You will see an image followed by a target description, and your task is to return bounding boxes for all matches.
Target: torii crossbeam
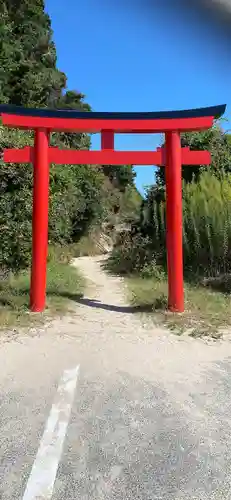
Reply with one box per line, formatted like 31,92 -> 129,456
0,103 -> 226,314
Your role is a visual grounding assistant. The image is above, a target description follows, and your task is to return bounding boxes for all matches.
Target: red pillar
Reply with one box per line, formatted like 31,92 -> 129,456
30,128 -> 50,312
101,130 -> 114,149
165,131 -> 184,312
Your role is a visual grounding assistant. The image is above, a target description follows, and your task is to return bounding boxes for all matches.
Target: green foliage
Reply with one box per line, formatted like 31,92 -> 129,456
0,0 -> 139,276
73,235 -> 103,257
118,184 -> 142,223
182,171 -> 231,276
49,163 -> 104,244
0,125 -> 34,271
0,245 -> 85,328
0,120 -> 104,271
111,170 -> 231,279
102,165 -> 136,192
47,244 -> 76,265
140,260 -> 166,280
126,274 -> 231,337
0,0 -> 66,107
110,121 -> 231,282
107,232 -> 155,275
156,123 -> 231,186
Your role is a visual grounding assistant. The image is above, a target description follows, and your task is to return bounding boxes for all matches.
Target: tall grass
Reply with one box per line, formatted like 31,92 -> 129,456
108,171 -> 231,279
183,171 -> 231,276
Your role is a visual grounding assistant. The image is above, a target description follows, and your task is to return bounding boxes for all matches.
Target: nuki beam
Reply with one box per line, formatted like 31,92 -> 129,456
4,145 -> 211,166
0,103 -> 226,314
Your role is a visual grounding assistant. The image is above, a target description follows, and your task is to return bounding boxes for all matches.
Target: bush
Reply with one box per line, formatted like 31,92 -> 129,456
107,233 -> 155,275
108,171 -> 231,280
147,171 -> 231,278
140,260 -> 166,280
0,125 -> 104,273
47,245 -> 76,265
182,171 -> 231,276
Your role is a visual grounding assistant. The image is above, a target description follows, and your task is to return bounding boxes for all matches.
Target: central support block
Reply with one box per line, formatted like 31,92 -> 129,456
101,130 -> 114,150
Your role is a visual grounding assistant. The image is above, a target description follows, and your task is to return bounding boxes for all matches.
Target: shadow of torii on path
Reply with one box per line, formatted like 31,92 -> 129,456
56,292 -> 154,314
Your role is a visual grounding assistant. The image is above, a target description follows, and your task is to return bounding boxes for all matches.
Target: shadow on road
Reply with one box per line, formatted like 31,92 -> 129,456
55,292 -> 153,314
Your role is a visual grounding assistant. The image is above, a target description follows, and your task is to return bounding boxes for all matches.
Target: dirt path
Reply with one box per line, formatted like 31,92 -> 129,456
1,256 -> 231,499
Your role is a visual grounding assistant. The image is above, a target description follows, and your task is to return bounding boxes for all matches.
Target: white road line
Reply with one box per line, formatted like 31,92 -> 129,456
22,365 -> 80,500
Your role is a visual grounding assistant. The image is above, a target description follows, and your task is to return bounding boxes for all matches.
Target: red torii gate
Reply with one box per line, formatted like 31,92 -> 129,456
0,104 -> 226,314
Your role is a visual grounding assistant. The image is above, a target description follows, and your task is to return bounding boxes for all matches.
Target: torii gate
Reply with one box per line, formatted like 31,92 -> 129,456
0,103 -> 226,313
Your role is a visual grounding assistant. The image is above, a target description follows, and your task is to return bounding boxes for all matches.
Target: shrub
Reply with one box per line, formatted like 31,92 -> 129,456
140,260 -> 166,280
0,125 -> 104,273
182,171 -> 231,276
108,171 -> 231,280
107,232 -> 155,275
47,245 -> 76,265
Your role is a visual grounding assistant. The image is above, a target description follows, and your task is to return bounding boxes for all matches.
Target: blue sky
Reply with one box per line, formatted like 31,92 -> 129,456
45,0 -> 231,193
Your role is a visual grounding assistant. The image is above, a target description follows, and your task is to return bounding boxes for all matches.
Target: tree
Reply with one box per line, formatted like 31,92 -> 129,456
156,122 -> 231,186
102,165 -> 136,192
0,0 -> 103,271
1,0 -> 66,107
0,0 -> 139,273
52,90 -> 91,151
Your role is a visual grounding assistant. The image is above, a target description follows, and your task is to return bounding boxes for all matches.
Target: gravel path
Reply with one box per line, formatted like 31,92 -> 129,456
1,256 -> 231,499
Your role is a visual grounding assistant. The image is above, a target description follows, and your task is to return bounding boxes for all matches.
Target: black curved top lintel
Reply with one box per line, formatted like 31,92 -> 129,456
0,104 -> 226,120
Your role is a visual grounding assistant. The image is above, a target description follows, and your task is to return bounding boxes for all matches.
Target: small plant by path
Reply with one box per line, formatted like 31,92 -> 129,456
126,275 -> 231,338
